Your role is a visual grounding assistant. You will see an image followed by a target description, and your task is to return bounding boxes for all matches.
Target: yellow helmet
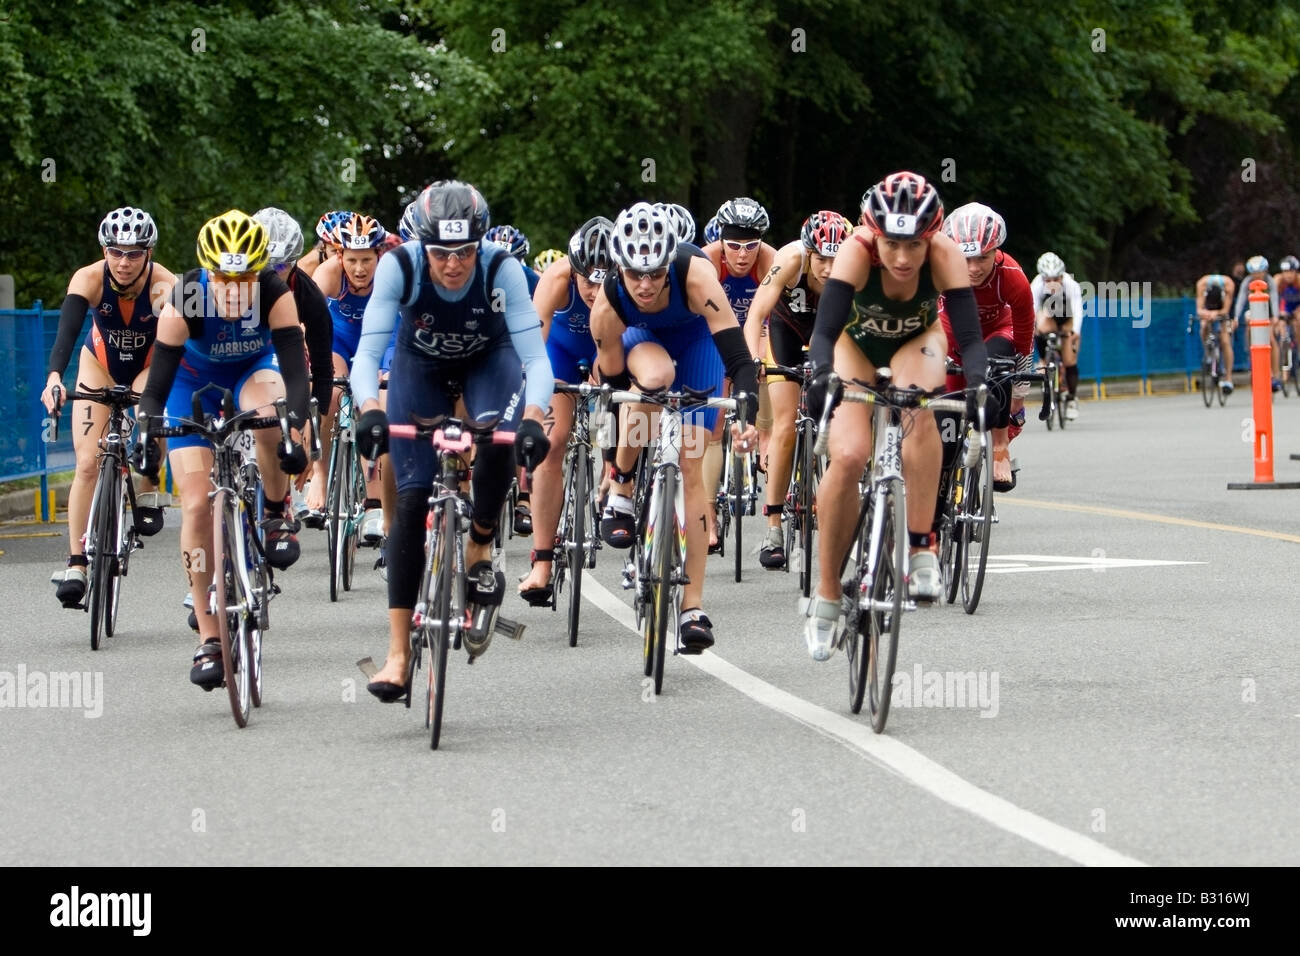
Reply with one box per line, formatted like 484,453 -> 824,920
197,209 -> 270,275
533,248 -> 565,272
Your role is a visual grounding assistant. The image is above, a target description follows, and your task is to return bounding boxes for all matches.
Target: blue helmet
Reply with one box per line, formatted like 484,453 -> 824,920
485,224 -> 530,261
703,215 -> 721,244
398,201 -> 418,241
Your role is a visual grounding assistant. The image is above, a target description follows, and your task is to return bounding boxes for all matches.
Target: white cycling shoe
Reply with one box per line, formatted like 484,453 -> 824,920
799,594 -> 843,662
1065,397 -> 1079,421
908,551 -> 942,603
360,508 -> 385,545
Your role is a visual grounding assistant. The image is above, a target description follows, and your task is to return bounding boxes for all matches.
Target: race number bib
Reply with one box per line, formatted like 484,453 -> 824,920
346,235 -> 370,250
587,268 -> 607,283
820,243 -> 840,256
267,241 -> 289,259
890,214 -> 917,234
438,219 -> 469,241
235,428 -> 257,463
218,252 -> 248,273
959,241 -> 980,256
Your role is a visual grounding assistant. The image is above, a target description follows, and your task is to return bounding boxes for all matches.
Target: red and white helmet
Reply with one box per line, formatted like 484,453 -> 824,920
800,210 -> 851,257
860,171 -> 944,240
942,202 -> 1006,257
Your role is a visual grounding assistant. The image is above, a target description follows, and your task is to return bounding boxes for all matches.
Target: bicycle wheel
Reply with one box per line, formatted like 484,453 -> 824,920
648,470 -> 676,695
960,433 -> 994,614
87,459 -> 118,651
1045,366 -> 1058,430
799,427 -> 818,598
104,461 -> 128,638
1200,354 -> 1214,406
1281,342 -> 1293,397
428,501 -> 456,749
783,441 -> 799,581
326,438 -> 343,602
844,495 -> 872,715
566,444 -> 588,648
212,490 -> 251,728
867,478 -> 905,733
1056,362 -> 1068,430
730,447 -> 744,583
341,438 -> 361,591
245,511 -> 265,709
940,455 -> 963,606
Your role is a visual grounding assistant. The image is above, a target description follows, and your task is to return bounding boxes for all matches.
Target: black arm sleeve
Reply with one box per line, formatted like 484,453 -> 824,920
809,277 -> 855,369
138,342 -> 185,420
943,286 -> 988,387
713,326 -> 759,425
292,269 -> 335,409
48,294 -> 91,376
271,325 -> 310,426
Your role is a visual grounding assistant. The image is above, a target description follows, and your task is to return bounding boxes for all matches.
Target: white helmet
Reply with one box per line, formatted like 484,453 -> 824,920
98,206 -> 157,248
1037,251 -> 1065,279
253,207 -> 305,266
611,202 -> 677,271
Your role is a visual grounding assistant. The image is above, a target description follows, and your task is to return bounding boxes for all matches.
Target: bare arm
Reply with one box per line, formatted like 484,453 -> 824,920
531,259 -> 573,343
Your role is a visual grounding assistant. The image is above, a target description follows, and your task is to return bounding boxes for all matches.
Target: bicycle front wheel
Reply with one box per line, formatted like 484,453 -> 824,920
326,439 -> 343,602
845,495 -> 872,715
103,462 -> 128,638
1046,367 -> 1058,430
730,448 -> 745,583
940,458 -> 963,606
799,428 -> 818,598
566,446 -> 588,648
867,478 -> 905,733
342,438 -> 362,591
212,490 -> 251,728
644,471 -> 676,695
87,459 -> 119,650
428,502 -> 456,750
960,435 -> 994,614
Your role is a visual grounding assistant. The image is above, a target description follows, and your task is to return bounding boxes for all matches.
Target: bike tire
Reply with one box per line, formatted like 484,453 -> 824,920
326,439 -> 343,603
783,440 -> 798,581
800,428 -> 818,598
566,445 -> 588,648
1056,363 -> 1068,429
342,438 -> 361,592
104,462 -> 127,638
730,449 -> 744,583
650,470 -> 676,695
86,459 -> 118,650
940,456 -> 963,606
212,491 -> 251,728
428,501 -> 455,749
845,494 -> 871,715
1201,353 -> 1215,406
246,510 -> 265,709
1046,366 -> 1058,430
960,434 -> 994,614
867,478 -> 905,734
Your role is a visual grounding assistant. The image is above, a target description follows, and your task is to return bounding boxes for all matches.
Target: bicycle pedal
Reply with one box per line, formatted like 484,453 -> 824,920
493,615 -> 526,641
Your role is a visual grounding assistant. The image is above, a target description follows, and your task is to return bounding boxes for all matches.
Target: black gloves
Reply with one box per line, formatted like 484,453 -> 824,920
132,436 -> 161,480
357,408 -> 389,460
806,367 -> 843,425
278,441 -> 308,475
514,418 -> 550,472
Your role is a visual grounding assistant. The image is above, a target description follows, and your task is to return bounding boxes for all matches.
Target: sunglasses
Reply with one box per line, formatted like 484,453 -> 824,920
106,247 -> 148,261
626,267 -> 668,282
724,240 -> 761,252
425,243 -> 478,263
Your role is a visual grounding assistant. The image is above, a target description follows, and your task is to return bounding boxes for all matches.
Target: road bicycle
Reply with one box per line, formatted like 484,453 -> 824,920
715,403 -> 759,583
815,370 -> 966,732
1189,317 -> 1229,407
322,377 -> 366,601
764,361 -> 821,597
1041,332 -> 1068,429
143,385 -> 295,728
550,379 -> 606,646
610,385 -> 743,694
388,416 -> 526,750
52,384 -> 149,650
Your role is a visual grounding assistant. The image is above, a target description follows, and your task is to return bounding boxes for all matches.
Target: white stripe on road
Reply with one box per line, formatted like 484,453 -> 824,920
582,570 -> 1147,868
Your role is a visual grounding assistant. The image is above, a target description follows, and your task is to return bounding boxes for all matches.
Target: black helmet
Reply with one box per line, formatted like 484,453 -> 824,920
412,180 -> 490,245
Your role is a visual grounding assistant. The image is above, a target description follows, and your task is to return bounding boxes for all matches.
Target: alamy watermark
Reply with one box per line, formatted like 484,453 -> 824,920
50,886 -> 150,936
0,665 -> 103,718
1041,280 -> 1154,329
890,664 -> 999,717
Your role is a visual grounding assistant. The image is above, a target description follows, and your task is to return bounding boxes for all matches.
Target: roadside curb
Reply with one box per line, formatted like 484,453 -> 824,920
0,479 -> 73,524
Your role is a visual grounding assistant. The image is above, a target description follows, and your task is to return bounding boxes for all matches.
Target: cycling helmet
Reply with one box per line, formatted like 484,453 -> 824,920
397,201 -> 418,241
1206,274 -> 1226,289
703,215 -> 721,244
334,213 -> 387,251
715,196 -> 770,236
1280,255 -> 1299,272
197,209 -> 269,275
1036,252 -> 1065,279
315,210 -> 352,245
567,216 -> 614,278
611,202 -> 677,271
533,248 -> 566,272
99,206 -> 158,248
412,180 -> 490,245
655,203 -> 696,244
252,207 -> 305,266
485,224 -> 531,261
860,171 -> 944,240
942,202 -> 1007,256
800,210 -> 850,257
1245,255 -> 1269,275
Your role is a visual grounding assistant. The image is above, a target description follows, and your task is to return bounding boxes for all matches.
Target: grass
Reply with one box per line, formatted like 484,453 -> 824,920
0,470 -> 74,492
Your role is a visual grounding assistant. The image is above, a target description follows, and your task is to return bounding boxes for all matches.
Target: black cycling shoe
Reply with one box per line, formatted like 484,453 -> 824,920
600,500 -> 635,549
53,566 -> 88,608
467,561 -> 506,607
678,610 -> 715,655
261,516 -> 301,569
190,641 -> 224,691
513,501 -> 533,536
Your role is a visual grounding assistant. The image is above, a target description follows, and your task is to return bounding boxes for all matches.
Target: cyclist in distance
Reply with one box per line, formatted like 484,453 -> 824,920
1030,251 -> 1084,420
1195,271 -> 1236,395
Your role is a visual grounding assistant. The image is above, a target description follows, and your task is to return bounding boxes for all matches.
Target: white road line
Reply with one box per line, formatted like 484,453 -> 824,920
582,570 -> 1147,868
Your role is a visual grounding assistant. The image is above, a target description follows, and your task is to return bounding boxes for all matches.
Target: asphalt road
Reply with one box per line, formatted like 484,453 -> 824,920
1,389 -> 1298,866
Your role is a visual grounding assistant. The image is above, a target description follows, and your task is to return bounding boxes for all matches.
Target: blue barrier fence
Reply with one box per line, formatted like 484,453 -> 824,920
0,294 -> 1254,502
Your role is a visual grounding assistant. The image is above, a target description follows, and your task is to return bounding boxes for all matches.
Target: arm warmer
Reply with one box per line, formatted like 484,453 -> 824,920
352,250 -> 407,407
809,277 -> 855,369
138,342 -> 185,420
271,325 -> 310,425
48,294 -> 91,376
943,286 -> 988,388
713,326 -> 759,425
